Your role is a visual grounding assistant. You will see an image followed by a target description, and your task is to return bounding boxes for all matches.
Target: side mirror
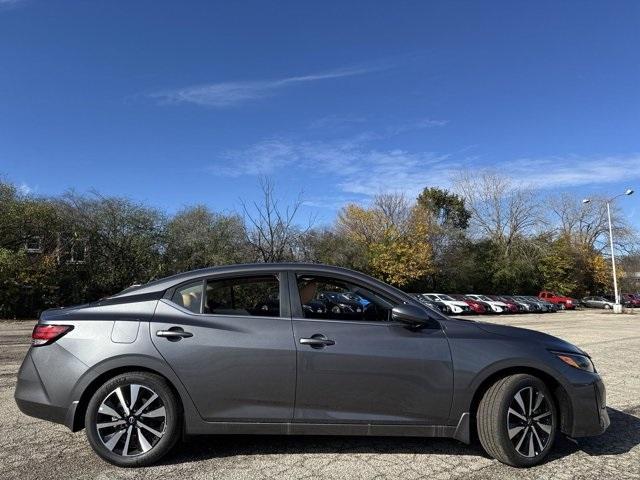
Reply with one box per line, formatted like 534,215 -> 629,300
391,304 -> 430,326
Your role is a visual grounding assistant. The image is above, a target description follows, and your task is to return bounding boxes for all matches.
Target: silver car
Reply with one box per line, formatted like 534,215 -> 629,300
581,296 -> 615,309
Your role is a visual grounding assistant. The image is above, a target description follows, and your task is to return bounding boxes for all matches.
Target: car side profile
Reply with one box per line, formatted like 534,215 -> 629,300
15,263 -> 609,468
620,293 -> 640,307
539,291 -> 576,310
581,296 -> 615,309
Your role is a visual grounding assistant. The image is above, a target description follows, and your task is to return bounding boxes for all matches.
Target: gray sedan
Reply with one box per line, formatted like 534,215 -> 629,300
581,296 -> 615,309
15,263 -> 608,468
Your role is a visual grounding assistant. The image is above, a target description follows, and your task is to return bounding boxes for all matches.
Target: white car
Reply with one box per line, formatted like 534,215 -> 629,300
422,293 -> 471,314
466,294 -> 507,313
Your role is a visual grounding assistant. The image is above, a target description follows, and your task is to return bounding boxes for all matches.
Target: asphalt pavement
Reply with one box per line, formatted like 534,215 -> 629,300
1,310 -> 639,479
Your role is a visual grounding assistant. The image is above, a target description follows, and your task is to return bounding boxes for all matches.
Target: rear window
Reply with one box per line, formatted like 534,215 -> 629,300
170,281 -> 204,313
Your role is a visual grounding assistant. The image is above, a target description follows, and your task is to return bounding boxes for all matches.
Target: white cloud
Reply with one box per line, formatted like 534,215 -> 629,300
307,114 -> 368,130
214,136 -> 455,200
385,118 -> 449,135
0,0 -> 25,8
506,155 -> 640,189
17,182 -> 34,195
211,134 -> 640,212
150,66 -> 380,108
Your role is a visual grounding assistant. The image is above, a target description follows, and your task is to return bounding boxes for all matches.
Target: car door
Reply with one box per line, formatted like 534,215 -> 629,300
151,272 -> 296,422
289,271 -> 453,425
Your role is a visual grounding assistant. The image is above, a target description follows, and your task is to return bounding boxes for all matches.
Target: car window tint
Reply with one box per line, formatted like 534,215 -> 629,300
204,275 -> 280,317
171,281 -> 204,313
296,274 -> 395,322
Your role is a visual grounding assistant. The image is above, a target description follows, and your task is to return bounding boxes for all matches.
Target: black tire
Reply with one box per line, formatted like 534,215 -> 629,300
477,374 -> 557,467
85,372 -> 181,467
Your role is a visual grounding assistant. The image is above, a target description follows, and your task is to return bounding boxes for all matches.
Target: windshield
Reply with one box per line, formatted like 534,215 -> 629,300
439,294 -> 455,301
478,295 -> 493,302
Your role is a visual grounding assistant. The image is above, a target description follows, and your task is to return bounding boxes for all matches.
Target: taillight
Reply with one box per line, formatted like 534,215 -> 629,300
31,324 -> 74,346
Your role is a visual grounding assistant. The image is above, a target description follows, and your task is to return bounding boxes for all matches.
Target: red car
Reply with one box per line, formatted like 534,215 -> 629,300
621,293 -> 640,307
538,291 -> 576,310
450,294 -> 487,314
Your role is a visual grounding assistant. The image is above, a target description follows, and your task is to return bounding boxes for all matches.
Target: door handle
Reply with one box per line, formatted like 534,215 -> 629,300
299,334 -> 335,348
156,327 -> 193,341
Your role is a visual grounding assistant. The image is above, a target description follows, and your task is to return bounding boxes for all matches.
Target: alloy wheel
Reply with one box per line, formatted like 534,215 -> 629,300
506,386 -> 554,458
96,384 -> 167,457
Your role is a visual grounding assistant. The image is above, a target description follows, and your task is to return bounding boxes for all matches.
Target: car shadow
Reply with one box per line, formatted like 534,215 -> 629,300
161,407 -> 640,466
550,407 -> 640,458
164,435 -> 489,466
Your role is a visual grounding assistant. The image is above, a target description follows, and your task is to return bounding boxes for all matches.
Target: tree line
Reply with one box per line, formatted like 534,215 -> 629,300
1,174 -> 637,318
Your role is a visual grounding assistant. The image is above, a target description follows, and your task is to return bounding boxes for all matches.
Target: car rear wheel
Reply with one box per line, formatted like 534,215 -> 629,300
477,374 -> 557,467
85,372 -> 180,467
604,304 -> 611,310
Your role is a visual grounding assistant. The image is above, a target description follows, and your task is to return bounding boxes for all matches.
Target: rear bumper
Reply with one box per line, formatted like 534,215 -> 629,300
564,375 -> 609,437
14,350 -> 76,430
15,397 -> 70,425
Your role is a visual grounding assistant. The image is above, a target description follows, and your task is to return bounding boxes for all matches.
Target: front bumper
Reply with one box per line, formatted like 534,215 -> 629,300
563,375 -> 610,437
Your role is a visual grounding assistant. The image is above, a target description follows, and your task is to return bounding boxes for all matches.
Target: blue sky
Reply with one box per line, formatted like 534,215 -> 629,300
1,0 -> 639,225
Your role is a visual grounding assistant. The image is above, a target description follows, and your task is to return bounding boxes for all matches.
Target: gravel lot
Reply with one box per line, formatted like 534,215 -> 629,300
1,311 -> 639,480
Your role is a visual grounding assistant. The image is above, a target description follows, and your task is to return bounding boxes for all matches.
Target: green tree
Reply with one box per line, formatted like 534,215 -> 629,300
58,192 -> 165,299
415,187 -> 471,291
416,187 -> 471,229
164,205 -> 249,273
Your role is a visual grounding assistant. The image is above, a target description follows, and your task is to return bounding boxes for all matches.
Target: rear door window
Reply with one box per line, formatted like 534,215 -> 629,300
204,275 -> 280,317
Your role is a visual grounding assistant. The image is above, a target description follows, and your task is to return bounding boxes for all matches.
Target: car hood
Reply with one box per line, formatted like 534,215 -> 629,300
474,321 -> 586,355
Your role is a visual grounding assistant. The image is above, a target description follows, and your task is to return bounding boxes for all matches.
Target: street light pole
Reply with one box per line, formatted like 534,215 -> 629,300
606,201 -> 619,305
582,188 -> 634,313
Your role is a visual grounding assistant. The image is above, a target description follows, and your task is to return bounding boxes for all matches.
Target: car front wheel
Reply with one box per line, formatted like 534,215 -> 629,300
85,372 -> 181,467
477,374 -> 557,467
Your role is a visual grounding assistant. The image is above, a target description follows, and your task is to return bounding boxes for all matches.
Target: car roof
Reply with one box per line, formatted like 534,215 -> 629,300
111,263 -> 405,299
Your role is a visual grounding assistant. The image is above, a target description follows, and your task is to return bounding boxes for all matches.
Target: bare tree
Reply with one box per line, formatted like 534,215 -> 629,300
240,177 -> 313,262
452,170 -> 542,254
548,192 -> 636,254
372,193 -> 412,235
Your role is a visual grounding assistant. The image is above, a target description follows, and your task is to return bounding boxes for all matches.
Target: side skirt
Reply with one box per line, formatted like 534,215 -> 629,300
185,413 -> 471,444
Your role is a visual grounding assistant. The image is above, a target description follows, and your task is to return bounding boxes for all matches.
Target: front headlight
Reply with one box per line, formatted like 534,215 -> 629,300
552,351 -> 595,372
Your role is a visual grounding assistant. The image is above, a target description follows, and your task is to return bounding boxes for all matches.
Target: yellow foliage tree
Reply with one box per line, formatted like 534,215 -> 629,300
587,253 -> 610,293
337,196 -> 434,287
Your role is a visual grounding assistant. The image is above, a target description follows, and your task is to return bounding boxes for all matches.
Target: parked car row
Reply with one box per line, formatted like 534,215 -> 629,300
409,290 -> 640,315
408,292 -> 562,315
